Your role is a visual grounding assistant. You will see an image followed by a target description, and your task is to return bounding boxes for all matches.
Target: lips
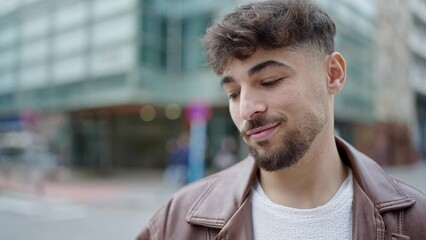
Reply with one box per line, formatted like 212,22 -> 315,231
246,122 -> 280,142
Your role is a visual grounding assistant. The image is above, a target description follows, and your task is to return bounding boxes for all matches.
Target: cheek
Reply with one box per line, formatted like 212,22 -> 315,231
270,90 -> 299,109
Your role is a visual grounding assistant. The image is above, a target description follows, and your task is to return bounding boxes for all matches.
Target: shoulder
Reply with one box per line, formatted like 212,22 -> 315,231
169,157 -> 252,205
137,174 -> 221,239
391,177 -> 426,234
393,177 -> 426,211
395,178 -> 426,201
150,172 -> 221,223
139,157 -> 256,239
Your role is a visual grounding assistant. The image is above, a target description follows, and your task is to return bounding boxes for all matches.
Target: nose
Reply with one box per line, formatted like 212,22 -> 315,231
239,89 -> 267,120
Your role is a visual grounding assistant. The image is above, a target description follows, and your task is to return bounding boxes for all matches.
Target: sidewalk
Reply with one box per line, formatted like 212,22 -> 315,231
383,160 -> 426,194
0,168 -> 170,240
0,168 -> 168,206
1,161 -> 425,203
0,162 -> 426,240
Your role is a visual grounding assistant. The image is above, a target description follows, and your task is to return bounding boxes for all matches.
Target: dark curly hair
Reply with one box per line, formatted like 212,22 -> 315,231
202,0 -> 336,75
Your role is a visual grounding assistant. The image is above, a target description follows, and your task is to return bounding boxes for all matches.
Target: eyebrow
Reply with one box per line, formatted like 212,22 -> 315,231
220,60 -> 290,86
220,76 -> 234,86
248,60 -> 290,77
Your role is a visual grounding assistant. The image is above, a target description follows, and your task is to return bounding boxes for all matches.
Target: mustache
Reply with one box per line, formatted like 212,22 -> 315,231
241,114 -> 287,135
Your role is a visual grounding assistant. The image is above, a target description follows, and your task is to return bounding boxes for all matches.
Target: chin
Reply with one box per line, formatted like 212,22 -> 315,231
250,139 -> 310,172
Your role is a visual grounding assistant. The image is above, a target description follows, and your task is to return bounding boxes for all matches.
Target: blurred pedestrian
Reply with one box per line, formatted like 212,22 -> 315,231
138,0 -> 426,239
213,136 -> 237,170
163,133 -> 189,193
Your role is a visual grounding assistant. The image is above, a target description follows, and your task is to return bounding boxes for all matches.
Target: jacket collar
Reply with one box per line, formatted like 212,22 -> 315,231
336,137 -> 415,212
186,137 -> 415,229
186,155 -> 257,228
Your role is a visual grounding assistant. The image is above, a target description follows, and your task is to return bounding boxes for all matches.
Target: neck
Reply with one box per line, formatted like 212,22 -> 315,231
258,131 -> 348,209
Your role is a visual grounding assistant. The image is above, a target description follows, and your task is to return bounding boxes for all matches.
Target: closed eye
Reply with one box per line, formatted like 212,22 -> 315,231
261,78 -> 284,87
228,91 -> 240,100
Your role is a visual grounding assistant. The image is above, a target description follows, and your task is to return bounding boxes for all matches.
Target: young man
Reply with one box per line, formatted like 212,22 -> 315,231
138,0 -> 426,239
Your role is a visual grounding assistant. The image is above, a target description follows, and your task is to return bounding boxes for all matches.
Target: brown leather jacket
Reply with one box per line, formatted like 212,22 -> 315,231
137,138 -> 426,240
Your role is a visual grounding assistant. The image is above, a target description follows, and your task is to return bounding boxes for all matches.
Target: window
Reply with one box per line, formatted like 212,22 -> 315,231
0,71 -> 14,93
20,39 -> 49,65
0,49 -> 17,70
0,0 -> 19,16
22,0 -> 42,5
140,0 -> 165,69
412,55 -> 426,89
140,0 -> 213,72
92,14 -> 136,48
181,14 -> 211,71
53,28 -> 87,57
90,44 -> 136,76
53,1 -> 89,31
19,64 -> 48,90
93,0 -> 136,19
21,15 -> 49,40
0,26 -> 17,48
53,55 -> 86,84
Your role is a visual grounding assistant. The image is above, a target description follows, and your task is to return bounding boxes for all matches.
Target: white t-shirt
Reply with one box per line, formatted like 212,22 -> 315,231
251,170 -> 353,240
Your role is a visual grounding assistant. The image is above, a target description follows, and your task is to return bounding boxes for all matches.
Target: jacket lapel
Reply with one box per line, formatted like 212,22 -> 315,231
336,137 -> 416,212
336,137 -> 416,239
216,197 -> 253,240
352,176 -> 386,240
186,157 -> 257,231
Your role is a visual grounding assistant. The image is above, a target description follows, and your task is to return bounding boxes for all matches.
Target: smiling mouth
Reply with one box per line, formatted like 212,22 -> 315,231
246,122 -> 281,142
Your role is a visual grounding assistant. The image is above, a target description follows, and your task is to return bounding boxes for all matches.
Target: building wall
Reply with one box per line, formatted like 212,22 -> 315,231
0,0 -> 139,114
409,0 -> 426,160
376,0 -> 414,124
1,0 -> 426,168
410,0 -> 426,95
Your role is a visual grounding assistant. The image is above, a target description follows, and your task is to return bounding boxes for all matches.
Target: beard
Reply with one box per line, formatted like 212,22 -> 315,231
242,112 -> 326,171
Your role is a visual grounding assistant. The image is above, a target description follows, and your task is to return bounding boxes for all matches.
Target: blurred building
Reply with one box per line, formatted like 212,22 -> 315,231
0,0 -> 425,170
372,0 -> 417,165
409,0 -> 426,161
0,0 -> 236,170
320,0 -> 426,165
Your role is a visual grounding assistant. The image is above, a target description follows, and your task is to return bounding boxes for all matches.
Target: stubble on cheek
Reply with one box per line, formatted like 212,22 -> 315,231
248,111 -> 326,172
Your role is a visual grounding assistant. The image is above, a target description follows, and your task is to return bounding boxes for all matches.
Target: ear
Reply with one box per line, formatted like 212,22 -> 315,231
326,52 -> 346,95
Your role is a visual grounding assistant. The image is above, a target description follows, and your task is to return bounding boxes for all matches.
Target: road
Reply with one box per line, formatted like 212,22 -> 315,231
0,170 -> 168,240
0,194 -> 160,240
384,161 -> 426,194
0,162 -> 425,240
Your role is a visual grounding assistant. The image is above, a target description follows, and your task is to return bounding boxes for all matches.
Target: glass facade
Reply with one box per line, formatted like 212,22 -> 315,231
0,0 -> 423,168
410,0 -> 426,160
140,0 -> 212,72
0,0 -> 140,114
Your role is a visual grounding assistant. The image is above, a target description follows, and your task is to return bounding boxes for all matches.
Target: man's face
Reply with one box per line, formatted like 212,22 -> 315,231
221,48 -> 330,171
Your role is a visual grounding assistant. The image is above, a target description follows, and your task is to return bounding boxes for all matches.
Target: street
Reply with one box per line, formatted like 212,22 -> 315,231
383,161 -> 426,194
0,162 -> 425,240
0,170 -> 168,240
0,195 -> 154,240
